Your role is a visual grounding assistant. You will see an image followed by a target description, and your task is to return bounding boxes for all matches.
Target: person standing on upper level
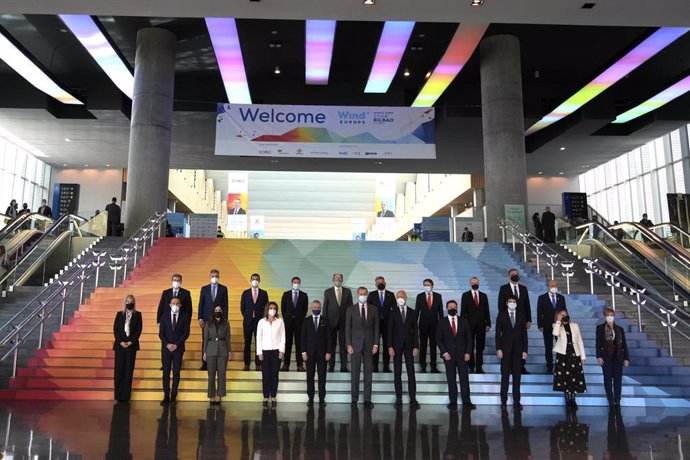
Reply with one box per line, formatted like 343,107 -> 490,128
498,268 -> 532,374
542,207 -> 556,243
322,273 -> 353,373
241,273 -> 269,371
639,213 -> 653,228
415,278 -> 443,374
367,276 -> 395,373
280,276 -> 308,372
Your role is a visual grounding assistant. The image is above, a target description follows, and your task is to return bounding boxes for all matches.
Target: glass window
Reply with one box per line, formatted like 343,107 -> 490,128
658,169 -> 670,222
628,149 -> 640,177
616,156 -> 629,182
605,160 -> 617,187
674,162 -> 686,194
642,174 -> 655,222
671,129 -> 683,162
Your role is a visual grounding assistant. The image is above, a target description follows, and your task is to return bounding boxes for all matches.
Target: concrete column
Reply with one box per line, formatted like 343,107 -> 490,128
480,35 -> 527,242
124,28 -> 176,236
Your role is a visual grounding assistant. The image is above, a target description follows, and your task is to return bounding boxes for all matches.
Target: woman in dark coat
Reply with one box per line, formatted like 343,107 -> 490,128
532,212 -> 543,240
113,294 -> 142,402
596,307 -> 630,407
203,305 -> 232,404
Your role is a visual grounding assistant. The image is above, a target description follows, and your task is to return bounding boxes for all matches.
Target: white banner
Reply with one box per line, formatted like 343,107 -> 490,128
215,103 -> 436,160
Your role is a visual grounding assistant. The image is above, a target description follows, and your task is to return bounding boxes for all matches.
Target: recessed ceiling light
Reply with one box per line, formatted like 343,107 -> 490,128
84,164 -> 89,167
559,172 -> 564,175
403,68 -> 410,77
560,146 -> 566,151
471,0 -> 484,6
538,171 -> 543,175
62,163 -> 67,167
64,138 -> 71,142
375,161 -> 383,165
425,71 -> 432,79
271,30 -> 278,35
106,164 -> 111,167
364,0 -> 375,4
274,65 -> 281,75
418,33 -> 426,38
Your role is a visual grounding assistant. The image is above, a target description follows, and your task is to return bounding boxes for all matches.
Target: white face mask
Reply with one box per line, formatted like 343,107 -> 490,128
424,285 -> 433,293
251,279 -> 259,288
268,309 -> 277,317
507,303 -> 517,311
172,281 -> 181,289
170,305 -> 180,314
292,283 -> 300,291
605,316 -> 615,324
211,277 -> 219,285
549,287 -> 558,294
397,297 -> 406,307
358,295 -> 367,304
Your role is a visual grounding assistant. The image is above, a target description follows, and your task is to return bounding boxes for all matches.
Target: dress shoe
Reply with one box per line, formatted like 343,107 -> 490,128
307,400 -> 314,407
521,368 -> 530,375
383,367 -> 391,373
256,365 -> 262,372
242,365 -> 250,371
319,401 -> 327,408
263,400 -> 269,409
500,401 -> 507,408
328,367 -> 335,373
271,400 -> 277,408
430,367 -> 441,374
394,399 -> 403,408
280,364 -> 289,372
351,402 -> 358,408
159,366 -> 163,371
170,396 -> 177,405
364,401 -> 375,409
614,400 -> 621,407
297,365 -> 306,372
410,400 -> 421,410
513,402 -> 523,409
340,367 -> 350,373
420,367 -> 427,374
373,368 -> 379,373
447,402 -> 458,409
199,363 -> 207,371
475,369 -> 485,374
546,365 -> 553,374
463,401 -> 477,410
160,397 -> 170,406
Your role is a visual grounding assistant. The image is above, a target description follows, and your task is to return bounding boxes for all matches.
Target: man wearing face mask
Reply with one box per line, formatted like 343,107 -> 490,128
281,276 -> 309,372
367,276 -> 396,372
198,269 -> 229,371
346,287 -> 380,408
415,278 -> 443,374
498,268 -> 532,374
241,273 -> 269,371
460,277 -> 491,374
159,297 -> 190,405
537,280 -> 566,374
156,274 -> 193,328
301,300 -> 333,407
387,290 -> 420,409
322,273 -> 353,373
495,295 -> 529,408
436,300 -> 475,410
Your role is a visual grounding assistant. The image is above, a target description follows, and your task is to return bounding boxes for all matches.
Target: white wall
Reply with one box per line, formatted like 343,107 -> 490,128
527,175 -> 579,231
50,168 -> 123,217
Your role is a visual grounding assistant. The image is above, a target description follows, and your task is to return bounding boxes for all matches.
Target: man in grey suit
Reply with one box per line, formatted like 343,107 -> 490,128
322,273 -> 353,373
346,286 -> 380,409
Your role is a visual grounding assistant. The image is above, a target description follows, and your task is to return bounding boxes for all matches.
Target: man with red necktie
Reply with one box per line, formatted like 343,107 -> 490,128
436,300 -> 475,410
460,277 -> 491,374
415,278 -> 443,373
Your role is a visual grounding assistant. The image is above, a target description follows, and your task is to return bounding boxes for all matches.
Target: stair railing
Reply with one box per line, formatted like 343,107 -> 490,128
0,212 -> 166,378
498,217 -> 576,293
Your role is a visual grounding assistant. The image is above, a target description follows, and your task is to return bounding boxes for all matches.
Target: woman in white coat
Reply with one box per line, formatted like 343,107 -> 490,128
552,308 -> 587,409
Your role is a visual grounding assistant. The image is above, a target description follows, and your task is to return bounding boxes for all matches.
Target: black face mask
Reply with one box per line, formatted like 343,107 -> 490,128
214,312 -> 222,319
377,283 -> 386,290
561,315 -> 570,323
447,309 -> 458,316
125,303 -> 135,310
510,275 -> 520,282
471,284 -> 479,291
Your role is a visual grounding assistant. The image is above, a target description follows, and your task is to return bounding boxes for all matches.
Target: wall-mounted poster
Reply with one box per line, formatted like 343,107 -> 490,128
375,176 -> 396,219
249,215 -> 265,239
227,172 -> 248,237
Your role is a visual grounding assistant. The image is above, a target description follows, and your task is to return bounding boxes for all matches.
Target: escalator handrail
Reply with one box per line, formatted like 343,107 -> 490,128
0,213 -> 47,241
650,222 -> 690,245
611,221 -> 690,268
575,221 -> 690,302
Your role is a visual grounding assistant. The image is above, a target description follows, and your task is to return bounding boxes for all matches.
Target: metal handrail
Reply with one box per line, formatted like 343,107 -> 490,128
582,256 -> 690,357
0,213 -> 53,241
0,212 -> 166,377
610,221 -> 690,268
498,217 -> 577,293
650,222 -> 690,248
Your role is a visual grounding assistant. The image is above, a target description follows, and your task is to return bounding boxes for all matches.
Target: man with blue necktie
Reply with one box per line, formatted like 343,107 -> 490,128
537,279 -> 566,374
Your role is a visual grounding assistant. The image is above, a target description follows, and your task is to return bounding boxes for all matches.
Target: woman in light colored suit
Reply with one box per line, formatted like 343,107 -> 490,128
552,307 -> 587,409
203,305 -> 231,405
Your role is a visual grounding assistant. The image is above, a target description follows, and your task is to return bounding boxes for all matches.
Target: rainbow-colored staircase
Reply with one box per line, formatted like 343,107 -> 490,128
2,238 -> 690,406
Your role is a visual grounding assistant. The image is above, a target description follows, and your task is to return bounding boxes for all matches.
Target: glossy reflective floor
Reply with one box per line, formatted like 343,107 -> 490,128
0,401 -> 689,459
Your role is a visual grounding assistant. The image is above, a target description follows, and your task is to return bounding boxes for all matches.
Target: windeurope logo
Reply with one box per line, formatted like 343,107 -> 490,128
238,107 -> 326,124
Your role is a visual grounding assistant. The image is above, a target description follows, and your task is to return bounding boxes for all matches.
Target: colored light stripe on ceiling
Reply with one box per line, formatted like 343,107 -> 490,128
305,20 -> 336,85
364,21 -> 415,94
0,29 -> 82,105
525,27 -> 690,135
613,74 -> 690,123
411,23 -> 488,107
59,15 -> 134,99
205,17 -> 252,104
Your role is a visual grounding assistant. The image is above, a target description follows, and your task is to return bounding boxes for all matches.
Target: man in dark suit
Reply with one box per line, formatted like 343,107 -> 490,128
495,295 -> 529,408
461,227 -> 474,242
537,279 -> 567,374
346,286 -> 380,408
387,290 -> 420,409
105,197 -> 121,237
197,268 -> 229,370
301,300 -> 333,407
37,199 -> 52,218
281,276 -> 309,371
377,201 -> 395,218
240,273 -> 269,371
230,198 -> 246,215
156,274 -> 193,327
542,206 -> 556,243
436,300 -> 476,410
367,275 -> 395,372
159,297 -> 190,405
415,278 -> 443,373
460,277 -> 491,374
322,273 -> 353,372
497,268 -> 532,374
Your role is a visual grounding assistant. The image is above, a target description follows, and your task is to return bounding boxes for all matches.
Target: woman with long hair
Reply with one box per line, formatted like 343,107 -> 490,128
552,308 -> 587,409
113,294 -> 142,402
256,301 -> 285,408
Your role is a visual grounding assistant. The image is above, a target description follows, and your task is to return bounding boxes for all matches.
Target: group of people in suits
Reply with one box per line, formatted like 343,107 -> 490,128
110,266 -> 630,410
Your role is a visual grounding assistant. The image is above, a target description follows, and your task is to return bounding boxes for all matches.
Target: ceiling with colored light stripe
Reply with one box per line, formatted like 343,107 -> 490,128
0,14 -> 688,178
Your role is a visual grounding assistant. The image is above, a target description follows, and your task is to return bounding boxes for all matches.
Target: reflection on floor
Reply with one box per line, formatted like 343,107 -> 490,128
0,401 -> 688,459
